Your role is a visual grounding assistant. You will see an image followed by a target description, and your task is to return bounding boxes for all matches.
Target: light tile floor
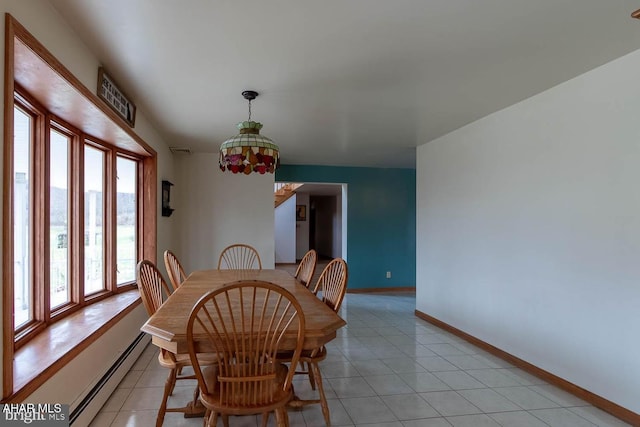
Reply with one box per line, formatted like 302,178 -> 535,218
89,293 -> 631,427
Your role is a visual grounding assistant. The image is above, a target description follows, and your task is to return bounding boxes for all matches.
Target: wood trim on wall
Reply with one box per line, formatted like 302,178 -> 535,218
10,18 -> 154,157
414,309 -> 640,426
2,12 -> 17,398
3,13 -> 158,399
141,155 -> 157,264
7,293 -> 141,402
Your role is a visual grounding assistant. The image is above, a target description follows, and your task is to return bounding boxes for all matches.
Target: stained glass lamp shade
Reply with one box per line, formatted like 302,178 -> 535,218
219,91 -> 280,174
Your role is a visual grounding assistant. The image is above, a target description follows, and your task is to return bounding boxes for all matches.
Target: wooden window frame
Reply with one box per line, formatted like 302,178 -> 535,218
47,120 -> 77,318
83,139 -> 110,301
114,152 -> 141,288
11,94 -> 43,343
11,90 -> 144,349
3,14 -> 157,399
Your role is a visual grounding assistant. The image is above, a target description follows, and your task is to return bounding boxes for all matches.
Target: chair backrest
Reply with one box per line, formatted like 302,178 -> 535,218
187,281 -> 305,408
217,244 -> 262,270
136,260 -> 173,316
312,258 -> 348,312
164,249 -> 187,292
294,249 -> 317,288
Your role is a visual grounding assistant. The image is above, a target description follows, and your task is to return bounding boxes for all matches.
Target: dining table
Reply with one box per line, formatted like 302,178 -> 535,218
140,268 -> 347,416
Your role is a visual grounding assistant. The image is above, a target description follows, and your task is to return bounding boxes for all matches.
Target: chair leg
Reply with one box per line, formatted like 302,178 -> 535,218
306,361 -> 316,390
156,368 -> 177,427
275,407 -> 289,427
207,411 -> 218,427
221,414 -> 229,427
261,412 -> 269,427
191,384 -> 200,407
168,367 -> 178,396
311,362 -> 330,426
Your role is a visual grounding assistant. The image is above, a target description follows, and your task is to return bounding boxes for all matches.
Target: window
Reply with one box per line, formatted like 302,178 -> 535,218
13,106 -> 32,330
49,128 -> 71,310
84,144 -> 106,295
10,92 -> 142,345
4,16 -> 157,400
116,156 -> 137,285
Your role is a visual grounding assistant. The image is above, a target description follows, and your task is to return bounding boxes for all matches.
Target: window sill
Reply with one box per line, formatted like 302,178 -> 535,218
6,290 -> 141,402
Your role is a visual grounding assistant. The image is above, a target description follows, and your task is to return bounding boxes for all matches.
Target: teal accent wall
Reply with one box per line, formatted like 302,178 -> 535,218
276,165 -> 416,290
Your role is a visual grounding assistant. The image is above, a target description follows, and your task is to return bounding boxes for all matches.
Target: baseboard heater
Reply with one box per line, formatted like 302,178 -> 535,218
69,332 -> 147,425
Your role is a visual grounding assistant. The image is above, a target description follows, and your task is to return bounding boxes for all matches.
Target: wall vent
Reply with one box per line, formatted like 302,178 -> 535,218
169,147 -> 192,154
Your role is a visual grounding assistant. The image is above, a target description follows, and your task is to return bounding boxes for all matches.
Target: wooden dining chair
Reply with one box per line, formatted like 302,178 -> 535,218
288,257 -> 348,425
217,243 -> 262,270
294,249 -> 317,288
312,257 -> 348,312
163,249 -> 187,292
136,260 -> 216,427
187,280 -> 305,427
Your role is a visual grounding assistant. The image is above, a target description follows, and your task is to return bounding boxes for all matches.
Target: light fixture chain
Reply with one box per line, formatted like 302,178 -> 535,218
248,99 -> 252,121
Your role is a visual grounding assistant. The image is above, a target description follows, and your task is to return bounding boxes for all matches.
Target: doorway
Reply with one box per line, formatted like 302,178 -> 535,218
309,195 -> 337,259
274,182 -> 347,263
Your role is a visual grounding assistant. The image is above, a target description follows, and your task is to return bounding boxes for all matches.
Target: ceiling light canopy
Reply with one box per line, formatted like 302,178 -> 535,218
219,90 -> 280,174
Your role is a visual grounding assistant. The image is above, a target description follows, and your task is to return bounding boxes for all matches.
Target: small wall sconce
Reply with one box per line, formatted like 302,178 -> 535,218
162,180 -> 174,217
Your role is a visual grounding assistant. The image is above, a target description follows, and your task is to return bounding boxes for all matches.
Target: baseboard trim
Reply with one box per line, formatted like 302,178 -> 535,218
347,287 -> 415,294
69,332 -> 149,425
414,309 -> 639,426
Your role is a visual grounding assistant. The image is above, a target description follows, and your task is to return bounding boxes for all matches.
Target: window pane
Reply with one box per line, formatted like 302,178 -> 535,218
116,157 -> 137,284
14,107 -> 32,329
50,129 -> 70,309
84,146 -> 105,295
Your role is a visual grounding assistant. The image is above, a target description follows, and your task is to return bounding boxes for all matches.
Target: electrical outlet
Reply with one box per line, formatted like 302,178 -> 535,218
386,271 -> 391,279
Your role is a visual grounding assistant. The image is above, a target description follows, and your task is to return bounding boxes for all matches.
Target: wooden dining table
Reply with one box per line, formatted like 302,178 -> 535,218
142,269 -> 346,355
141,268 -> 346,417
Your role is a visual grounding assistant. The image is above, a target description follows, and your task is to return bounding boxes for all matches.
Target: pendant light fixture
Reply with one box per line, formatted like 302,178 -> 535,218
219,90 -> 280,174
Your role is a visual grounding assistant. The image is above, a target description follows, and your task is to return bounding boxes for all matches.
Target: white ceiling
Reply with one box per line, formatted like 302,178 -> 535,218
48,0 -> 640,169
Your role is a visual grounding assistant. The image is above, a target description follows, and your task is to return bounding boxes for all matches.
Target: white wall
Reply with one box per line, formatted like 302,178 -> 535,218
416,48 -> 640,413
340,185 -> 348,261
175,153 -> 275,271
295,192 -> 310,260
333,191 -> 343,258
275,195 -> 296,263
0,0 -> 175,407
26,310 -> 149,405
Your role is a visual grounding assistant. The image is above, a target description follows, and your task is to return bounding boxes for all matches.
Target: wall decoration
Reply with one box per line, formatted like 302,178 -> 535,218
162,180 -> 174,217
97,67 -> 136,127
296,204 -> 306,221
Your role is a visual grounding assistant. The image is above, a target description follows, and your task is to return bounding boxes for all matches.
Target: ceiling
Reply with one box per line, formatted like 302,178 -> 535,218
48,0 -> 640,169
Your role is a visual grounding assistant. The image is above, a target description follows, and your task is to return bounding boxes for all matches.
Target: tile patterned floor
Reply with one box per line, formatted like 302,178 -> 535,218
89,292 -> 631,427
